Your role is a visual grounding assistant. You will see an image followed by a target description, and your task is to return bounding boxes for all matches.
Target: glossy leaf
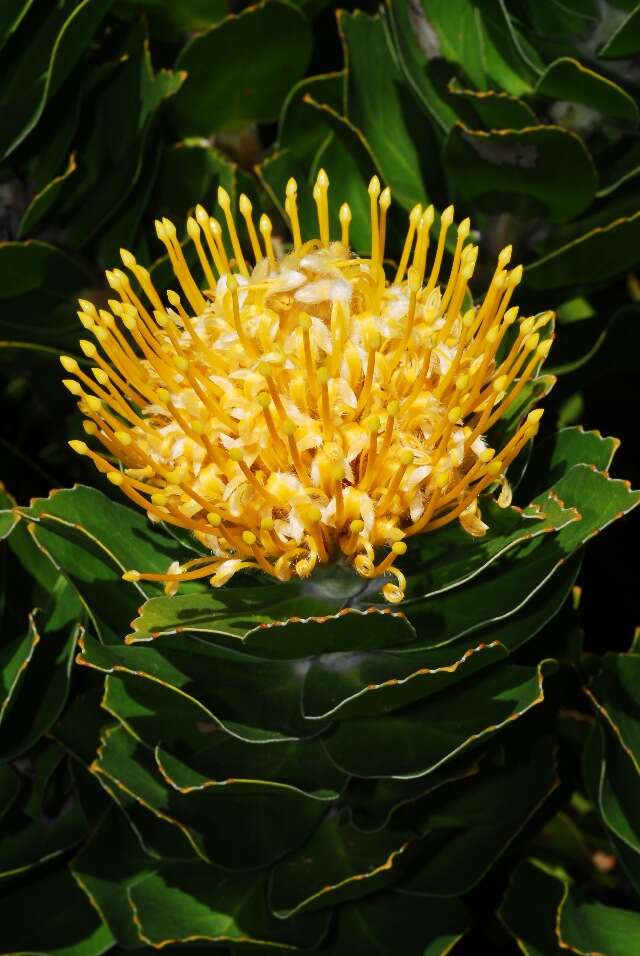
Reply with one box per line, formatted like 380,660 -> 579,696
93,724 -> 329,868
599,3 -> 640,58
71,804 -> 158,949
130,0 -> 227,32
517,426 -> 619,503
559,888 -> 640,955
129,862 -> 329,949
128,571 -> 360,657
0,870 -> 114,955
597,723 -> 640,855
445,124 -> 597,223
396,464 -> 633,651
0,612 -> 40,725
535,57 -> 639,123
56,22 -> 186,250
0,240 -> 90,301
404,490 -> 578,601
421,0 -> 543,94
400,740 -> 558,895
17,485 -> 193,644
385,0 -> 458,133
318,891 -> 469,956
0,0 -> 112,159
242,607 -> 417,659
0,780 -> 88,880
524,209 -> 640,290
499,859 -> 566,956
346,760 -> 480,834
18,153 -> 79,238
173,1 -> 313,133
270,810 -> 414,917
301,640 -> 508,721
278,72 -> 344,165
447,84 -> 537,129
153,724 -> 347,797
78,630 -> 313,742
322,660 -> 551,779
339,11 -> 432,208
0,0 -> 34,52
0,595 -> 80,759
586,653 -> 640,772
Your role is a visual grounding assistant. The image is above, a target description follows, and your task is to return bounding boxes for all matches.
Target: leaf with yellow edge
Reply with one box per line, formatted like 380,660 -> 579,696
128,862 -> 329,950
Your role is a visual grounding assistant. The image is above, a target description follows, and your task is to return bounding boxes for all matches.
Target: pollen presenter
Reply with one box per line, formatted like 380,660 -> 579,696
62,171 -> 552,602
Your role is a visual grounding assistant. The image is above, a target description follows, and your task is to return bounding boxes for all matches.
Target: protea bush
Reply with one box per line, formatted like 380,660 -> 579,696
1,3 -> 640,955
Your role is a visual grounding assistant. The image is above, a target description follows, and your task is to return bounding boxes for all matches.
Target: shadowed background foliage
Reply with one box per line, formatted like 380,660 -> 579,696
1,1 -> 640,953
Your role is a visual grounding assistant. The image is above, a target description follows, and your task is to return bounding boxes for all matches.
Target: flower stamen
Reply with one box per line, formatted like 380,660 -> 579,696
65,176 -> 553,602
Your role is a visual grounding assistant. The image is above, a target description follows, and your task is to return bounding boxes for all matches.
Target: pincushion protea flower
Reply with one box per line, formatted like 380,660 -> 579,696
62,171 -> 552,602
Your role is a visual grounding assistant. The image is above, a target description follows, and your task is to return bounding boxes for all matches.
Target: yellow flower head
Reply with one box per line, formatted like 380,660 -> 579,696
63,171 -> 552,602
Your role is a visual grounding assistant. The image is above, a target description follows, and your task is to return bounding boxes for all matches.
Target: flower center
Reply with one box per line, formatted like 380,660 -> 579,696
63,171 -> 552,602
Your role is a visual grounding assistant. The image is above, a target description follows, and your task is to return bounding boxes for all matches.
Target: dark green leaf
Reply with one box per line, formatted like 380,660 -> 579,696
278,72 -> 344,165
599,3 -> 640,58
78,630 -> 315,742
0,0 -> 34,52
535,57 -> 639,123
93,724 -> 329,867
0,612 -> 40,726
17,486 -> 193,644
0,780 -> 88,880
129,862 -> 329,949
57,23 -> 185,249
0,596 -> 80,759
173,1 -> 313,133
598,723 -> 640,854
421,0 -> 543,94
340,11 -> 432,208
126,574 -> 353,646
71,804 -> 157,949
346,760 -> 479,833
0,240 -> 90,301
586,653 -> 640,772
499,859 -> 565,956
401,739 -> 558,895
0,765 -> 20,824
447,84 -> 538,129
559,887 -> 640,955
18,153 -> 79,238
128,0 -> 227,32
0,0 -> 112,159
445,124 -> 597,223
0,870 -> 113,955
270,810 -> 414,917
397,464 -> 631,651
518,426 -> 619,503
242,607 -> 417,659
302,639 -> 507,721
524,210 -> 640,290
322,660 -> 550,778
385,0 -> 458,134
318,891 -> 469,956
405,490 -> 578,601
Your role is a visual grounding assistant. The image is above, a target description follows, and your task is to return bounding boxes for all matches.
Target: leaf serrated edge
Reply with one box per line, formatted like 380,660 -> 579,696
302,640 -> 507,721
269,835 -> 412,920
90,725 -> 208,863
0,610 -> 40,724
321,659 -> 555,781
153,745 -> 339,803
77,632 -> 298,745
